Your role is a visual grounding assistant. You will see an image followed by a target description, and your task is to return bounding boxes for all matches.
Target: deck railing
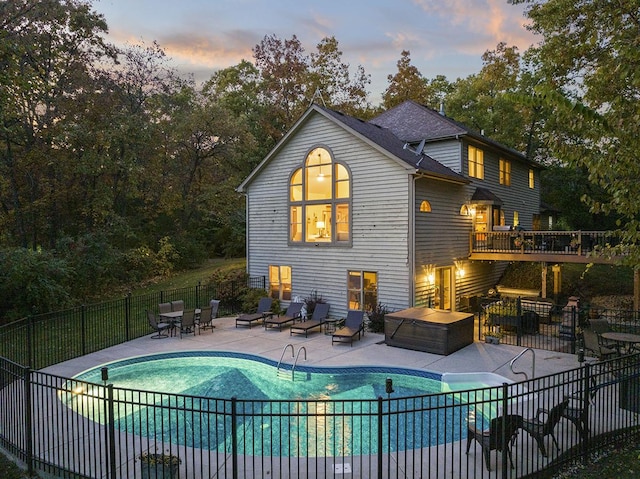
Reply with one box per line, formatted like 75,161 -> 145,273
471,230 -> 617,257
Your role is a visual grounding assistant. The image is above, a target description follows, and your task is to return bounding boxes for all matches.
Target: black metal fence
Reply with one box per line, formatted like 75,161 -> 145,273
479,296 -> 640,355
0,276 -> 266,370
1,352 -> 640,478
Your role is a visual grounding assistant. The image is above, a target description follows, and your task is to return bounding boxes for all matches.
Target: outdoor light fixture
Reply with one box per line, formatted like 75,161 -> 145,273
385,377 -> 394,396
101,367 -> 109,385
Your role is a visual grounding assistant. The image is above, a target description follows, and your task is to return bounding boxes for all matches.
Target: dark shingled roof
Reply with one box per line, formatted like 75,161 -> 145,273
370,100 -> 467,142
316,105 -> 467,183
471,187 -> 503,205
370,100 -> 530,163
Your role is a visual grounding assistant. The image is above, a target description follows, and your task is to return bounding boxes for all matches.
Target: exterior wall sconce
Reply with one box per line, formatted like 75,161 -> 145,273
454,260 -> 466,279
424,264 -> 436,285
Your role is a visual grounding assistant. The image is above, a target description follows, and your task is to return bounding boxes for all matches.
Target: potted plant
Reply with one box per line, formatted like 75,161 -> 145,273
484,328 -> 503,344
139,451 -> 181,479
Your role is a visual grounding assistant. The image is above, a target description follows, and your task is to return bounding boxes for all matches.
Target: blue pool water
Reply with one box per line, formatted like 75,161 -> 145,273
68,351 -> 475,456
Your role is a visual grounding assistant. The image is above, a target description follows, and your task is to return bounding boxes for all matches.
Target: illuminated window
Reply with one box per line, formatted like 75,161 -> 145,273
468,146 -> 484,179
269,265 -> 291,301
289,147 -> 351,244
499,159 -> 511,186
347,271 -> 378,311
529,169 -> 535,189
513,211 -> 519,227
420,200 -> 432,212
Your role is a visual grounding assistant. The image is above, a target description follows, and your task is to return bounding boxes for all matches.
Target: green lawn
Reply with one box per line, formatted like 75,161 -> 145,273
129,258 -> 246,296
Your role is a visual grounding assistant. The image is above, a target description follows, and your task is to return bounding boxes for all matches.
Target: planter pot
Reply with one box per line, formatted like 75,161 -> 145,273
140,456 -> 179,479
485,336 -> 501,345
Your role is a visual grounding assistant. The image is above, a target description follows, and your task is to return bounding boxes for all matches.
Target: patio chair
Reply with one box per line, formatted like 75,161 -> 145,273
171,300 -> 184,312
199,300 -> 220,331
521,398 -> 569,456
146,310 -> 171,339
466,414 -> 523,471
236,297 -> 274,328
588,317 -> 619,350
178,309 -> 197,338
290,303 -> 330,337
159,302 -> 172,315
582,328 -> 618,360
332,310 -> 365,346
264,302 -> 304,331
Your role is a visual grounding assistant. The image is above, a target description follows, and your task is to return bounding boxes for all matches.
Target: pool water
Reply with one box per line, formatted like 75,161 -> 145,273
66,351 -> 479,456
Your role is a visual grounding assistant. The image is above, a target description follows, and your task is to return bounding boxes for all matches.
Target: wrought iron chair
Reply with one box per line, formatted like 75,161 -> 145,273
521,398 -> 569,456
466,413 -> 523,471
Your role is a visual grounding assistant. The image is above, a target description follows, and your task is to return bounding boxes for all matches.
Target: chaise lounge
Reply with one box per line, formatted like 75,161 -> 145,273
290,303 -> 330,337
236,297 -> 274,328
264,302 -> 304,331
331,310 -> 365,346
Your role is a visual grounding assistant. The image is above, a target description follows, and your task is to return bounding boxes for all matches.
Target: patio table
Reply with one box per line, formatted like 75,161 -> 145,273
601,332 -> 640,355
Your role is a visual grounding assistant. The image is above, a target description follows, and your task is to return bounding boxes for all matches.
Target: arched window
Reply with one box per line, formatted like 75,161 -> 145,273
289,147 -> 351,244
420,200 -> 432,212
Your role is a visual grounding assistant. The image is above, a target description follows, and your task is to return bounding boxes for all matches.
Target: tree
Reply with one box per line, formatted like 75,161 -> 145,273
382,50 -> 431,109
445,43 -> 529,151
514,0 -> 640,266
308,36 -> 371,117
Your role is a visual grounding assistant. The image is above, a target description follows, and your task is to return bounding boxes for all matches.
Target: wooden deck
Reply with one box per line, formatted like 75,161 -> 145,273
469,230 -> 617,264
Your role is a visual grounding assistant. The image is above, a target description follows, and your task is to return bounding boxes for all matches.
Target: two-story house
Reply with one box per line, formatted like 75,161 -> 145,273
238,100 -> 542,319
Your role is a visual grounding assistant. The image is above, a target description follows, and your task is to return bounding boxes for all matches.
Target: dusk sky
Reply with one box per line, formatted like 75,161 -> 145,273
95,0 -> 538,103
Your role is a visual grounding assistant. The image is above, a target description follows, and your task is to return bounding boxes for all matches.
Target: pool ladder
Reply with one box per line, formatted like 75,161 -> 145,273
277,344 -> 307,380
510,347 -> 535,380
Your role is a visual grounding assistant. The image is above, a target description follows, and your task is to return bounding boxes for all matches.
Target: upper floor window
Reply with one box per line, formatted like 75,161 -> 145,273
529,169 -> 535,189
499,159 -> 511,186
468,146 -> 484,179
289,147 -> 351,244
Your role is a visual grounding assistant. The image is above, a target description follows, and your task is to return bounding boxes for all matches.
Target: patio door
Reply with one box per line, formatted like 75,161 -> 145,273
433,267 -> 452,311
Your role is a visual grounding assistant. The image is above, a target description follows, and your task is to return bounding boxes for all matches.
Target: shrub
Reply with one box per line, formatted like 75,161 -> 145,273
303,290 -> 326,318
367,302 -> 390,333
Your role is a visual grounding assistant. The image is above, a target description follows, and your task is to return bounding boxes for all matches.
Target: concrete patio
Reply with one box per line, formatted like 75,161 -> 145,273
45,315 -> 582,381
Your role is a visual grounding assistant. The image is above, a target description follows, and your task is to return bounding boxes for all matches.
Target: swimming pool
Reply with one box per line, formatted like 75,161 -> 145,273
64,351 -> 483,457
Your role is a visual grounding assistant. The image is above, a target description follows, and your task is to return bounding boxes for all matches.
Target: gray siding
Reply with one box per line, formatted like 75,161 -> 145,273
245,113 -> 413,318
423,139 -> 462,173
462,139 -> 541,229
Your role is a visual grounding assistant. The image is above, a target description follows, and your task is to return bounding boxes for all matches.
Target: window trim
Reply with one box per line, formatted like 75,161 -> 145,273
347,270 -> 378,312
499,158 -> 511,186
269,265 -> 292,301
288,146 -> 352,246
468,145 -> 484,180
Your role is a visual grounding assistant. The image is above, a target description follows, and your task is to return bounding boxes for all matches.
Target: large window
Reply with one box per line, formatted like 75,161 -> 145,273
499,159 -> 511,186
289,147 -> 351,244
347,271 -> 378,311
468,146 -> 484,179
269,265 -> 291,301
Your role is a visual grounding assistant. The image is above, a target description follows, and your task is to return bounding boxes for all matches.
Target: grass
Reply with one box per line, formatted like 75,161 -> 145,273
128,258 -> 246,296
0,452 -> 30,478
547,442 -> 640,478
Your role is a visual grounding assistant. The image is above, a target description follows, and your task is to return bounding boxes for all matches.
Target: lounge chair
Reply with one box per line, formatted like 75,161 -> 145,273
332,310 -> 365,346
521,399 -> 569,456
466,414 -> 523,471
264,302 -> 304,331
236,297 -> 273,328
290,303 -> 330,337
147,310 -> 171,339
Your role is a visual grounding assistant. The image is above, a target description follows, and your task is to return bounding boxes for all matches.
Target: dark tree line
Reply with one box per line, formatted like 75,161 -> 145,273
1,0 -> 634,321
